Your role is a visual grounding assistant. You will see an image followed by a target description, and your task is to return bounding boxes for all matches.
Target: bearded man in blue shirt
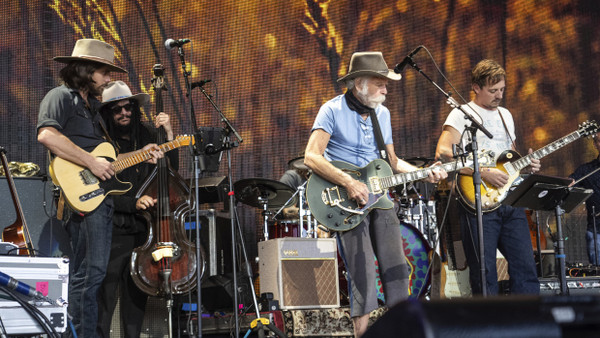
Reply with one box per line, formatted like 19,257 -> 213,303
304,51 -> 447,337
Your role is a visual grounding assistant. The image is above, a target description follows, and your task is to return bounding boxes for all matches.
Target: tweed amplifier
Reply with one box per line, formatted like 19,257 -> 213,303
258,238 -> 339,310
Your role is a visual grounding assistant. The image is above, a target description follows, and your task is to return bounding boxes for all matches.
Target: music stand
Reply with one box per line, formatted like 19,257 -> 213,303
503,174 -> 592,295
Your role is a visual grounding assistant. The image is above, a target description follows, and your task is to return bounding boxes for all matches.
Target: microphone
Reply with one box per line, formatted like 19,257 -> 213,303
394,46 -> 424,73
164,38 -> 191,50
0,270 -> 47,300
191,79 -> 212,89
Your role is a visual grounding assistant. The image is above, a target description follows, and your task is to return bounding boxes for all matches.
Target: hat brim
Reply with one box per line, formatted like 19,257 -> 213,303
53,56 -> 128,74
337,69 -> 401,83
100,93 -> 150,108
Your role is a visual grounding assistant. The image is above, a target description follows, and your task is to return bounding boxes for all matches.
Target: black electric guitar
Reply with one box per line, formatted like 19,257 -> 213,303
306,150 -> 496,232
49,135 -> 192,213
457,120 -> 599,212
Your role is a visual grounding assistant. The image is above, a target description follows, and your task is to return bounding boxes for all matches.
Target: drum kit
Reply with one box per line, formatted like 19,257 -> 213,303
233,157 -> 323,241
232,156 -> 440,246
396,157 -> 439,249
231,155 -> 442,298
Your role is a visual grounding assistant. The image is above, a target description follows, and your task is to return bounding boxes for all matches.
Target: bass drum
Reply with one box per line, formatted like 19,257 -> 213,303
374,222 -> 432,300
401,222 -> 432,298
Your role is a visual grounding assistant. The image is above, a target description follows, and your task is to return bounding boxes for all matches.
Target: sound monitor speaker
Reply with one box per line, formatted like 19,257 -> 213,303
363,295 -> 600,338
0,177 -> 70,257
258,238 -> 339,310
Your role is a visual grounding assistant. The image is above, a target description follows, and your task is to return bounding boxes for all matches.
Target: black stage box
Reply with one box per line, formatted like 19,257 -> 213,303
540,276 -> 600,296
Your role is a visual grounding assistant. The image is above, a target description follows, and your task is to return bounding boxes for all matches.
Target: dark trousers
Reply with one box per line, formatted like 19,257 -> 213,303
337,207 -> 409,317
460,204 -> 539,295
97,232 -> 148,338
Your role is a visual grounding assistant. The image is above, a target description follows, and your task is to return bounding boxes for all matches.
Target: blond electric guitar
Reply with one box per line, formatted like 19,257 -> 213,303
457,120 -> 599,213
49,135 -> 192,213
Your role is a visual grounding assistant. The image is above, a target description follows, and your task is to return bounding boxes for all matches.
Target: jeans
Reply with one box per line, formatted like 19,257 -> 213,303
97,231 -> 148,338
67,200 -> 113,338
586,230 -> 600,265
460,204 -> 539,295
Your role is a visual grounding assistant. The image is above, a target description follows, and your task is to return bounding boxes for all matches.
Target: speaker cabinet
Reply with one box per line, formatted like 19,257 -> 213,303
191,209 -> 232,277
258,238 -> 339,310
0,177 -> 70,257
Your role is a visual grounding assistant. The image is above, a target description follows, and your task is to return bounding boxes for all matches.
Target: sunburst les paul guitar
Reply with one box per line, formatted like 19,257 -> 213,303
49,135 -> 193,214
307,150 -> 496,232
457,120 -> 599,213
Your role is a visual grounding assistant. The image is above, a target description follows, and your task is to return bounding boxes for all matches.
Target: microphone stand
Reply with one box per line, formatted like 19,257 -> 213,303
174,45 -> 206,337
193,73 -> 254,338
404,60 -> 493,296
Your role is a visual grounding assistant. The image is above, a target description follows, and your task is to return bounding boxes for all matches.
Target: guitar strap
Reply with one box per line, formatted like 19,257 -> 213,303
368,110 -> 391,164
497,110 -> 517,151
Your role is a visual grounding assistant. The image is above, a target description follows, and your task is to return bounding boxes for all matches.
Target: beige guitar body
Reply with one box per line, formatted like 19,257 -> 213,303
49,142 -> 130,214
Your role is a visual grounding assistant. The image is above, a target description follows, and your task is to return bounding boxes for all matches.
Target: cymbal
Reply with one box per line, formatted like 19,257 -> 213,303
234,178 -> 297,209
287,156 -> 309,171
403,157 -> 434,168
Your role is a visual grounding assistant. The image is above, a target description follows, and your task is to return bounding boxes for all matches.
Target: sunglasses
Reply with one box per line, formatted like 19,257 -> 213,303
110,103 -> 134,115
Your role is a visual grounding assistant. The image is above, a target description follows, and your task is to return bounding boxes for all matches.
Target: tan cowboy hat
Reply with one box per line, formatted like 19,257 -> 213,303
54,39 -> 127,73
337,51 -> 401,83
100,81 -> 150,107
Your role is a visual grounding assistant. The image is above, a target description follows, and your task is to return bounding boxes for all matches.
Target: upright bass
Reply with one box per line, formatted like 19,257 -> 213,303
1,147 -> 35,256
130,65 -> 201,297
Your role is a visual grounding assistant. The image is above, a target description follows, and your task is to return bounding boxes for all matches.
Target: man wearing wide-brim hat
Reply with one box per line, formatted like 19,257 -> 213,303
304,51 -> 447,337
36,39 -> 163,338
96,80 -> 177,338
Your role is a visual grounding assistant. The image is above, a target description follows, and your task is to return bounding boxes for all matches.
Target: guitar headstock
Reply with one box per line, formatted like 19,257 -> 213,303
579,120 -> 599,138
175,135 -> 195,146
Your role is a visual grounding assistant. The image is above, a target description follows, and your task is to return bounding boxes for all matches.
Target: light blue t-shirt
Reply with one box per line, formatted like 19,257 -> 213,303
311,94 -> 393,168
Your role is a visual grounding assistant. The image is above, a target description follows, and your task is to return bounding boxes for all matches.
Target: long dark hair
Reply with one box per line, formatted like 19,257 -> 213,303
59,60 -> 104,95
100,99 -> 142,152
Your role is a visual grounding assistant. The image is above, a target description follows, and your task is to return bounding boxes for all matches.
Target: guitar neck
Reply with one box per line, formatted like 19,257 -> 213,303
111,138 -> 182,173
380,160 -> 468,190
510,130 -> 583,172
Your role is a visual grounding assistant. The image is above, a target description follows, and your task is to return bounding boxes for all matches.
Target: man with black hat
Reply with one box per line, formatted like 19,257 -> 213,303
304,51 -> 447,337
95,81 -> 179,337
37,39 -> 163,337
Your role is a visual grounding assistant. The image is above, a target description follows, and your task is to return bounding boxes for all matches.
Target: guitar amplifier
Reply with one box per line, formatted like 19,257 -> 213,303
258,238 -> 339,310
0,256 -> 69,334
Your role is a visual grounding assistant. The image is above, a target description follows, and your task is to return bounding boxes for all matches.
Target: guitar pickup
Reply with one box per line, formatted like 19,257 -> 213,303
79,169 -> 99,185
79,189 -> 104,202
369,176 -> 382,194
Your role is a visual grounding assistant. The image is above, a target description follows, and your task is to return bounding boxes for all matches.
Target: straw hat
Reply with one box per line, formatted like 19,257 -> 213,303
100,81 -> 149,107
54,39 -> 127,73
337,51 -> 401,83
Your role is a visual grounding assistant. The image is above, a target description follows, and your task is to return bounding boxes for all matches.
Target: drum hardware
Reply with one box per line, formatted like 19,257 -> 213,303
233,178 -> 297,240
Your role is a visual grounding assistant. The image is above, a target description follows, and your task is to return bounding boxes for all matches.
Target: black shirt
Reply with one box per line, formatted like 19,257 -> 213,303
570,158 -> 600,231
111,124 -> 179,234
38,85 -> 106,151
